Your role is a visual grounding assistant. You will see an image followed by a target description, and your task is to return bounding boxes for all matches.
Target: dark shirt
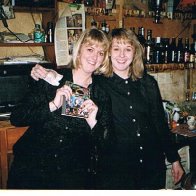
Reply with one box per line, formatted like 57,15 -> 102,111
97,72 -> 180,189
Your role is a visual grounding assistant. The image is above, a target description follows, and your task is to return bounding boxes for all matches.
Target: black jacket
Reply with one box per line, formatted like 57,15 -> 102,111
95,73 -> 180,189
8,68 -> 114,189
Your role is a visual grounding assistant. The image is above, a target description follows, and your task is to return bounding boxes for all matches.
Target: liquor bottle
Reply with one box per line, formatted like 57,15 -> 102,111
101,20 -> 107,33
46,22 -> 54,43
162,38 -> 170,64
184,38 -> 190,63
105,24 -> 110,34
84,0 -> 94,6
144,29 -> 154,64
168,37 -> 177,63
91,19 -> 97,28
190,39 -> 196,63
137,27 -> 146,46
153,37 -> 162,64
176,38 -> 184,63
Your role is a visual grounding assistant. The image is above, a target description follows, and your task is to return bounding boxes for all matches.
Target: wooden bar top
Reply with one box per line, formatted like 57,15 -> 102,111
0,120 -> 14,130
171,124 -> 196,138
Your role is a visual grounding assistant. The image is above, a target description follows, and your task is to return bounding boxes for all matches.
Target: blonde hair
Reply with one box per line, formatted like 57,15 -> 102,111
72,28 -> 112,75
107,28 -> 145,80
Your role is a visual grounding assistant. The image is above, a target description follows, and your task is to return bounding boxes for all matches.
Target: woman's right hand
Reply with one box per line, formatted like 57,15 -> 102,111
50,84 -> 72,112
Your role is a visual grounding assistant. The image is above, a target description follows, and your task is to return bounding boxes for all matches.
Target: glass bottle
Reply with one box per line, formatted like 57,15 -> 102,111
105,24 -> 110,34
176,38 -> 184,63
101,20 -> 107,33
34,24 -> 45,43
84,0 -> 94,6
153,37 -> 162,64
184,37 -> 190,63
144,29 -> 154,64
47,22 -> 54,43
162,38 -> 170,64
190,39 -> 196,63
168,37 -> 177,63
137,27 -> 146,46
91,19 -> 97,29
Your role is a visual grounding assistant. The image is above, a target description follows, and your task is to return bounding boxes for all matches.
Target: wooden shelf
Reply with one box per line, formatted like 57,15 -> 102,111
13,6 -> 55,12
146,63 -> 195,73
0,43 -> 54,47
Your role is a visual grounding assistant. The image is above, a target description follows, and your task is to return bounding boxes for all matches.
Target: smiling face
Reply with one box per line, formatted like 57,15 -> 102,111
78,42 -> 105,74
110,38 -> 135,78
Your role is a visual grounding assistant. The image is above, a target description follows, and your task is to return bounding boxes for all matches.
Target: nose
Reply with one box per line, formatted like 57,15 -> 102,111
91,51 -> 98,60
119,49 -> 125,57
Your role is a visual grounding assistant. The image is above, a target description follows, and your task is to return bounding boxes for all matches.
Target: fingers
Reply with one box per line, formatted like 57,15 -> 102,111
31,64 -> 48,80
81,100 -> 98,115
56,85 -> 72,102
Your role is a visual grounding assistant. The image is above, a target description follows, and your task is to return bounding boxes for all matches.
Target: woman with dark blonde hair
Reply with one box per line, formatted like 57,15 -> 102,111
31,28 -> 184,190
8,28 -> 115,189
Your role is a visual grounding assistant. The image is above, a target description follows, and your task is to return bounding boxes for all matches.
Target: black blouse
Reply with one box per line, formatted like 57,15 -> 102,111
8,68 -> 114,189
98,72 -> 180,171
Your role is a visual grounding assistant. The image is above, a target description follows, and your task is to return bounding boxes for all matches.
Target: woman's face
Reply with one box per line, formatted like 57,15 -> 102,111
110,38 -> 134,77
79,42 -> 105,74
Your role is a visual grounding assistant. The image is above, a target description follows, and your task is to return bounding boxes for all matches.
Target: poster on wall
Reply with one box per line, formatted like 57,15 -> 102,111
55,3 -> 85,66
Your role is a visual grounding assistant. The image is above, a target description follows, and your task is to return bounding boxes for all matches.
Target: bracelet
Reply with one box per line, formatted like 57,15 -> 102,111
52,101 -> 58,110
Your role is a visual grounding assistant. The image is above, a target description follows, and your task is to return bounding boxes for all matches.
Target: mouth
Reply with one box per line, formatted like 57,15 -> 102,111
116,59 -> 126,64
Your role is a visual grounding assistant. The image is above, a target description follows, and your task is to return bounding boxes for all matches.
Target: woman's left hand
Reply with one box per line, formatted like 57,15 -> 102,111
171,160 -> 185,185
81,99 -> 98,129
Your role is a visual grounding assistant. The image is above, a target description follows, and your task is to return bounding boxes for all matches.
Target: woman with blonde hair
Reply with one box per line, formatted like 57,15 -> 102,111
8,28 -> 115,189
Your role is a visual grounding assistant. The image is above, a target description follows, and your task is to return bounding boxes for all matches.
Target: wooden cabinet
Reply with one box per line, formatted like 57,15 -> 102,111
0,1 -> 58,64
0,121 -> 28,189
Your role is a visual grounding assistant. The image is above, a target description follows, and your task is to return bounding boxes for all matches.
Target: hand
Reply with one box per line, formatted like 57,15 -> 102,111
31,64 -> 63,86
81,99 -> 98,129
50,85 -> 72,112
171,160 -> 185,185
31,64 -> 48,81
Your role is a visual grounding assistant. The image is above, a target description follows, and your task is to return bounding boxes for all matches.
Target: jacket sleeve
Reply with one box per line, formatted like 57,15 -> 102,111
143,75 -> 180,163
10,80 -> 55,127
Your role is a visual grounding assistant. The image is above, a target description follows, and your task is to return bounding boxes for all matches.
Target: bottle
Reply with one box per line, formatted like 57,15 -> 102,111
184,37 -> 190,63
34,24 -> 45,43
168,37 -> 177,63
105,24 -> 110,34
47,22 -> 54,43
190,39 -> 196,63
144,29 -> 154,64
91,19 -> 97,29
137,27 -> 146,46
176,38 -> 184,63
101,20 -> 107,33
162,38 -> 170,64
84,0 -> 94,6
153,37 -> 162,64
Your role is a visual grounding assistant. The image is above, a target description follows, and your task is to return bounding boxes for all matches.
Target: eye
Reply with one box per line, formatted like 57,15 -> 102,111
126,47 -> 133,52
99,52 -> 104,56
87,48 -> 93,52
112,47 -> 119,51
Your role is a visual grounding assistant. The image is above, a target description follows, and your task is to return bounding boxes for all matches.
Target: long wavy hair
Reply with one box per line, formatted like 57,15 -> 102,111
107,28 -> 145,80
72,28 -> 112,75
